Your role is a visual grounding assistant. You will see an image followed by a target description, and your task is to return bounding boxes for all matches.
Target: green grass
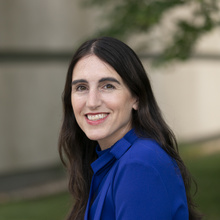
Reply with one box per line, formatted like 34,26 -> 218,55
0,144 -> 219,220
0,192 -> 71,220
180,144 -> 220,220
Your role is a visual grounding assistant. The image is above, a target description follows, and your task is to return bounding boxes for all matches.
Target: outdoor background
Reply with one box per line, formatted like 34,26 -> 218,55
0,0 -> 220,219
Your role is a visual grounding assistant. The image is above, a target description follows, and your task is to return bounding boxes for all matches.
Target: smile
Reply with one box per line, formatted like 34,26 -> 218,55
86,113 -> 108,121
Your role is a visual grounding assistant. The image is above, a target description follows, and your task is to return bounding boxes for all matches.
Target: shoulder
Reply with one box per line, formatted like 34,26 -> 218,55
123,138 -> 174,168
115,137 -> 183,186
111,136 -> 188,219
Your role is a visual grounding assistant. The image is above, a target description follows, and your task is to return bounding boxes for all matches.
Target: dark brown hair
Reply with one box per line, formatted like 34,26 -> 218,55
59,37 -> 202,220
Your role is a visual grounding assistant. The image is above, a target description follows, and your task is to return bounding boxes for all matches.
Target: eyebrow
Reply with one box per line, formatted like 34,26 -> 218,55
72,79 -> 87,85
72,77 -> 121,85
98,77 -> 121,84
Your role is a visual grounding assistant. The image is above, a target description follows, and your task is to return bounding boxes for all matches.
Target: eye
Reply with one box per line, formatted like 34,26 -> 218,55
76,85 -> 88,91
103,84 -> 115,90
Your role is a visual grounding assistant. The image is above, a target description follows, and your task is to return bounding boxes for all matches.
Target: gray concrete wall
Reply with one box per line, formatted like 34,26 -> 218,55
0,0 -> 98,174
149,58 -> 220,142
0,62 -> 66,173
0,0 -> 96,51
149,28 -> 220,141
0,0 -> 219,174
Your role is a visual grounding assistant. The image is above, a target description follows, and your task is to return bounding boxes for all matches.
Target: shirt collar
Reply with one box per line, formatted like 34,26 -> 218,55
91,129 -> 138,174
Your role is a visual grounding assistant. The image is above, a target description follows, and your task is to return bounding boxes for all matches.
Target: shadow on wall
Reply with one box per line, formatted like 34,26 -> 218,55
0,164 -> 67,203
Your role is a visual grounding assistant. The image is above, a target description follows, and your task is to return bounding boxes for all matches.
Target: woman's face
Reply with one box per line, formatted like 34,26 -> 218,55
71,55 -> 138,150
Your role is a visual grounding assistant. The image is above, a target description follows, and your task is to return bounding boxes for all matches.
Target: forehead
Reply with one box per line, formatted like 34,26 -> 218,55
72,55 -> 121,80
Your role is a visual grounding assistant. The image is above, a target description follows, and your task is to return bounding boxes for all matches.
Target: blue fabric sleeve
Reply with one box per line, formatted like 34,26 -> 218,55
114,162 -> 172,220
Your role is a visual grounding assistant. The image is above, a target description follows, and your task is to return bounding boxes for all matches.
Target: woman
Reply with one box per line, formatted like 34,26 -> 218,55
59,37 -> 202,220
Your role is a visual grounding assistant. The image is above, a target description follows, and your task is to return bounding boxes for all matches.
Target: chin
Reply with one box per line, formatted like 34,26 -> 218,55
85,132 -> 105,142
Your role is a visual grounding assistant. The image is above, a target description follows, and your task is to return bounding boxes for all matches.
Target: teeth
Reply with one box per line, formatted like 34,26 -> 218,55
87,114 -> 108,121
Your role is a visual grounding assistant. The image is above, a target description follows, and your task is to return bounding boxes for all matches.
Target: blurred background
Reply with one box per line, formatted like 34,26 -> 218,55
0,0 -> 219,219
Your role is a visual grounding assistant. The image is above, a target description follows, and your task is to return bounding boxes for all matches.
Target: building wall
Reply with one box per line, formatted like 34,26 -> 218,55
0,0 -> 219,174
148,58 -> 220,142
0,0 -> 97,51
149,28 -> 220,141
0,0 -> 98,173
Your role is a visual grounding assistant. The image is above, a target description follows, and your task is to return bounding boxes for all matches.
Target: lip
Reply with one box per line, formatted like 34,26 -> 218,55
85,112 -> 109,125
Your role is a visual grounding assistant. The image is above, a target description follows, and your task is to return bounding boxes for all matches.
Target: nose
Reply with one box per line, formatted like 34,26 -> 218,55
86,89 -> 102,109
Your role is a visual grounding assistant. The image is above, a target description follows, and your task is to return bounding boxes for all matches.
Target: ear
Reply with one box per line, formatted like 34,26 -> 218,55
132,98 -> 139,110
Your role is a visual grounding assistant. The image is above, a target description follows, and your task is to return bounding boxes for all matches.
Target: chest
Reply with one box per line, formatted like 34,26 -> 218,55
86,161 -> 118,220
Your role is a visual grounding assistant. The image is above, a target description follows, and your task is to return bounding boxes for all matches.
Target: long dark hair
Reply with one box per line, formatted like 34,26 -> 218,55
59,37 -> 202,220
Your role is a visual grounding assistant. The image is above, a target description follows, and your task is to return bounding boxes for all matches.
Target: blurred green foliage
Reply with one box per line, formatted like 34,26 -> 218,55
0,193 -> 71,220
180,144 -> 220,220
83,0 -> 220,64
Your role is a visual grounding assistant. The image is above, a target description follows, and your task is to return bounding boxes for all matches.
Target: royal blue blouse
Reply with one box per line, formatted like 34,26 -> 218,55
84,129 -> 188,220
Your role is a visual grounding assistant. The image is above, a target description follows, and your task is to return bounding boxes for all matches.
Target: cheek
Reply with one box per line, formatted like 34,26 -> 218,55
103,94 -> 122,110
122,98 -> 137,116
106,93 -> 134,114
71,96 -> 83,114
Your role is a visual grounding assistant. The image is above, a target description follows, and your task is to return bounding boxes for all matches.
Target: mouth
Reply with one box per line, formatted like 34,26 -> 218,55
86,113 -> 109,121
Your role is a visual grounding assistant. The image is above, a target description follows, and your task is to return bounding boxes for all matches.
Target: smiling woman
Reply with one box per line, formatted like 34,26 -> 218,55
58,37 -> 202,220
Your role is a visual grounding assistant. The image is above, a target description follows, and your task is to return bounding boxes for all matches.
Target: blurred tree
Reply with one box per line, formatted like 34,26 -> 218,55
82,0 -> 220,64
